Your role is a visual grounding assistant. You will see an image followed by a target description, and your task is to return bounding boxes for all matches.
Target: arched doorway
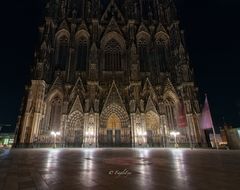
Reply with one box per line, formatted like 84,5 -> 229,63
99,104 -> 131,147
145,111 -> 161,147
65,111 -> 84,147
106,114 -> 121,146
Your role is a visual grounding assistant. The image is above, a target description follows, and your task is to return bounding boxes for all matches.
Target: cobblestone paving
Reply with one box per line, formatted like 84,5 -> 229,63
0,148 -> 240,190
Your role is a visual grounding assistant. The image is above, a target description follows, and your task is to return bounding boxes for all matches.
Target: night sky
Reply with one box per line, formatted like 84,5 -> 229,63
0,0 -> 239,132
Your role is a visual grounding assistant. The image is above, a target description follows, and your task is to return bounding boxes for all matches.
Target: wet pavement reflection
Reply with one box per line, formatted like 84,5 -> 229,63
0,148 -> 240,190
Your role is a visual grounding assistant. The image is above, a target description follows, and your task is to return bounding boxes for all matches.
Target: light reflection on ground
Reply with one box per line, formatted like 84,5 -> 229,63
0,148 -> 239,190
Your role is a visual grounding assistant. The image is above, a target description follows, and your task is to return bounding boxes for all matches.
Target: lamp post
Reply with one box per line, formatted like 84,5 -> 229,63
51,131 -> 60,148
170,131 -> 180,148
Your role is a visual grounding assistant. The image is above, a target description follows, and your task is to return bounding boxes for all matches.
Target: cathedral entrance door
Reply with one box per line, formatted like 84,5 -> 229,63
105,114 -> 122,147
99,109 -> 130,147
145,111 -> 161,147
74,130 -> 82,147
66,111 -> 84,147
107,130 -> 113,145
147,130 -> 153,147
115,130 -> 121,146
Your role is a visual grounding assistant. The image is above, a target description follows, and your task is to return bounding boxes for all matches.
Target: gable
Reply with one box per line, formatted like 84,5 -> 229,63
145,96 -> 158,114
101,0 -> 125,24
102,81 -> 126,111
69,95 -> 83,114
103,17 -> 123,36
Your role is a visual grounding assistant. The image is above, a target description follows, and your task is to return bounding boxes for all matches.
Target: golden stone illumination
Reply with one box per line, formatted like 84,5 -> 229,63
15,0 -> 202,148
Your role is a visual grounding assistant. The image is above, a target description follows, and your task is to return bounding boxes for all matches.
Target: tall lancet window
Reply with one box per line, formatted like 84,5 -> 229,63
76,38 -> 88,71
156,39 -> 168,72
56,35 -> 69,70
165,100 -> 177,131
49,97 -> 62,130
138,39 -> 148,72
104,39 -> 122,71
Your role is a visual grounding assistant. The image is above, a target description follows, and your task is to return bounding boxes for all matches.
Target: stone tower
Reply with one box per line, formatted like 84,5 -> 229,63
16,0 -> 202,148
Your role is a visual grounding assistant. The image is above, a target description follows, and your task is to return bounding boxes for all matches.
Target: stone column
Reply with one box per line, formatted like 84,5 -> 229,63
83,113 -> 88,147
130,113 -> 135,147
20,113 -> 30,144
95,113 -> 99,147
61,114 -> 68,147
160,114 -> 167,147
140,113 -> 147,147
29,80 -> 46,144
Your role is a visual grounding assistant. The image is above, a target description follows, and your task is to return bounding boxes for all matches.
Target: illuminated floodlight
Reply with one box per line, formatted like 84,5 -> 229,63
56,132 -> 60,135
170,131 -> 180,137
170,131 -> 180,148
50,131 -> 61,148
138,131 -> 147,136
51,131 -> 61,136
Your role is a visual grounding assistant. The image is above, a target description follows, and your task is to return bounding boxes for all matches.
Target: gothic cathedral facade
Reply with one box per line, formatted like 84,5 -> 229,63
16,0 -> 202,148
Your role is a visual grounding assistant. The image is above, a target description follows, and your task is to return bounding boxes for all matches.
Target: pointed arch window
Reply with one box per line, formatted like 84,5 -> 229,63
56,35 -> 69,70
104,39 -> 122,71
165,100 -> 177,131
137,39 -> 149,72
76,38 -> 88,71
49,97 -> 62,130
156,39 -> 168,72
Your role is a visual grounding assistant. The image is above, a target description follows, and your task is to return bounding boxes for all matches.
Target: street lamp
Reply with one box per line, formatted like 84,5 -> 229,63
51,131 -> 61,148
170,131 -> 180,148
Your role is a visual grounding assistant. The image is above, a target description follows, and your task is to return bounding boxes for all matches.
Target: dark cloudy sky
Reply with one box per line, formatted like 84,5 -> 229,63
0,0 -> 239,131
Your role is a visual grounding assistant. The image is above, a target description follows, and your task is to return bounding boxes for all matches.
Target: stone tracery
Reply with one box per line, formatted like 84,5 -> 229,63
16,0 -> 202,148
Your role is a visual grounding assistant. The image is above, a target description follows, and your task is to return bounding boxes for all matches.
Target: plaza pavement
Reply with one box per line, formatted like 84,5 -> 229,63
0,148 -> 240,190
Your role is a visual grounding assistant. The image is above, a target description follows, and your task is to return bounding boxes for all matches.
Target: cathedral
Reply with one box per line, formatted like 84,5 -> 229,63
16,0 -> 202,148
